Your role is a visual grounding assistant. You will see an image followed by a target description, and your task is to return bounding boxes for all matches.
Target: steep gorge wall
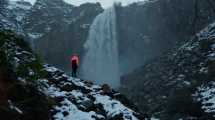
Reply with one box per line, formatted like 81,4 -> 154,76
116,0 -> 215,75
118,0 -> 215,118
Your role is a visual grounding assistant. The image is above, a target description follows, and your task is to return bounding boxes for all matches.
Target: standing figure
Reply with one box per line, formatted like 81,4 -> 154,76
70,54 -> 79,77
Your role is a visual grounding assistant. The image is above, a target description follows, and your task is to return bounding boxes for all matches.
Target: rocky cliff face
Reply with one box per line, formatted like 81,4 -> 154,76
120,21 -> 215,119
22,0 -> 103,71
116,0 -> 215,118
2,0 -> 215,76
0,30 -> 144,120
0,0 -> 32,34
116,0 -> 215,74
0,0 -> 103,72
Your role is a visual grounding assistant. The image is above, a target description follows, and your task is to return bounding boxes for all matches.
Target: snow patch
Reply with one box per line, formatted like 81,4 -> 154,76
211,43 -> 215,50
53,99 -> 99,120
28,33 -> 43,39
93,94 -> 138,120
8,1 -> 32,10
194,83 -> 215,115
8,100 -> 23,114
39,65 -> 141,120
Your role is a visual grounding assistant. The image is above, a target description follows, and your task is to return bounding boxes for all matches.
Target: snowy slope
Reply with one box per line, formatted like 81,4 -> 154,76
195,82 -> 215,115
120,21 -> 215,119
0,31 -> 144,120
40,65 -> 141,120
192,23 -> 215,117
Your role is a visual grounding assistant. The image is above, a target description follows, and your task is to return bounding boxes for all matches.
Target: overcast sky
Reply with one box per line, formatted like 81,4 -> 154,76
10,0 -> 145,8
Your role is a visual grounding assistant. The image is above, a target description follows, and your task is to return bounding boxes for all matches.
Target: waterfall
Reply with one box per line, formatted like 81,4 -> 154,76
81,6 -> 120,88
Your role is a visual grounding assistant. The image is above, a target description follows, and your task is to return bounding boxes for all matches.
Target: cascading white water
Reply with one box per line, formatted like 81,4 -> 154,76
81,6 -> 120,88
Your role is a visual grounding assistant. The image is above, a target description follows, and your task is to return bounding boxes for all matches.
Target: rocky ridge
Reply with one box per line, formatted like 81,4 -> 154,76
0,30 -> 144,120
121,22 -> 215,119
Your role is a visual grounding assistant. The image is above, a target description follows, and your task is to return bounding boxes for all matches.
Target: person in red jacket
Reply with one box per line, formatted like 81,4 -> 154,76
70,54 -> 79,77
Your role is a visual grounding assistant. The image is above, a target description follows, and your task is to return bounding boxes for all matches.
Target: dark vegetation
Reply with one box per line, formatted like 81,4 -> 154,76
0,31 -> 52,120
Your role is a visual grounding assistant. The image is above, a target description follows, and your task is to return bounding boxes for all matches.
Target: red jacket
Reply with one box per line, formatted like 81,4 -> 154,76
70,55 -> 79,68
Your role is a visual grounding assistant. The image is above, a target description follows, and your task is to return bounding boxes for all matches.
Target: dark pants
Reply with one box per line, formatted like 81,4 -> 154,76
72,67 -> 77,77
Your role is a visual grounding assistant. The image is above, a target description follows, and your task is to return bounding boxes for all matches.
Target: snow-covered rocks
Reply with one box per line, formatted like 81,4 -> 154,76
120,21 -> 215,119
39,65 -> 143,120
0,31 -> 143,120
0,0 -> 32,35
194,82 -> 215,115
7,1 -> 32,10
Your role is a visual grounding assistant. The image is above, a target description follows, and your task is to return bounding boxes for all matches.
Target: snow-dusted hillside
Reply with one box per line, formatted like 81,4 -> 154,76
0,31 -> 144,120
0,0 -> 31,34
195,82 -> 215,116
192,23 -> 215,117
120,22 -> 215,119
40,65 -> 142,120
